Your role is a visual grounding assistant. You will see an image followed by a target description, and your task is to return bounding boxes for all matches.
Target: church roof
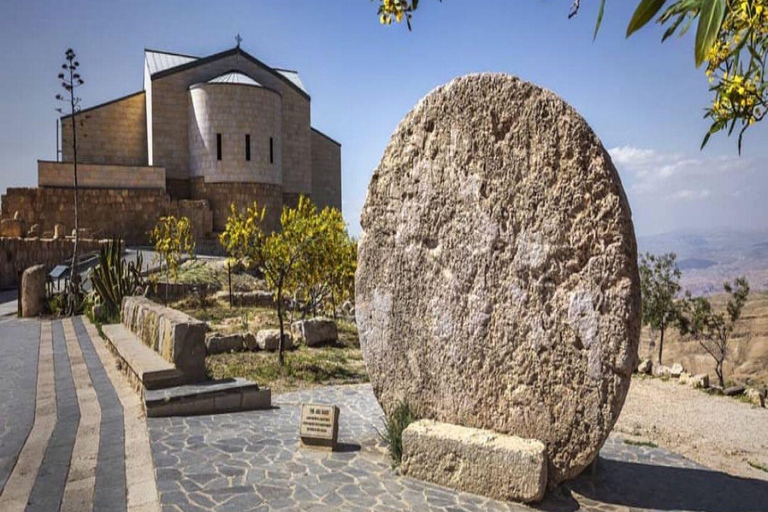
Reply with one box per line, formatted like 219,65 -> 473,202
145,49 -> 198,76
144,47 -> 310,99
206,71 -> 263,87
274,69 -> 305,93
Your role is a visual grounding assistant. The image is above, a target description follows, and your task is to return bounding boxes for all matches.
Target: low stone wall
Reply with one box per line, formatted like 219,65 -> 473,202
1,187 -> 213,244
0,237 -> 104,289
121,296 -> 207,383
149,282 -> 219,303
38,161 -> 166,190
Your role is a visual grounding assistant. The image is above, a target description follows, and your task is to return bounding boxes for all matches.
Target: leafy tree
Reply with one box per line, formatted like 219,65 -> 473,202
291,206 -> 357,319
679,277 -> 750,388
149,216 -> 196,304
55,49 -> 85,316
220,197 -> 327,365
639,252 -> 683,364
375,0 -> 768,150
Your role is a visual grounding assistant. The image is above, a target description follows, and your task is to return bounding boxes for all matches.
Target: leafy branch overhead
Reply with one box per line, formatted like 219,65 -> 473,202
374,0 -> 768,151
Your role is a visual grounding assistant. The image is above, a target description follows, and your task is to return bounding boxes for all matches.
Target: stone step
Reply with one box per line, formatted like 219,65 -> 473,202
101,323 -> 187,391
144,378 -> 271,417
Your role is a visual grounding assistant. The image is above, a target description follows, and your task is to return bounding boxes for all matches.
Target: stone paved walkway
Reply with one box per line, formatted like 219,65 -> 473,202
0,315 -> 39,493
148,384 -> 768,512
0,316 -> 160,511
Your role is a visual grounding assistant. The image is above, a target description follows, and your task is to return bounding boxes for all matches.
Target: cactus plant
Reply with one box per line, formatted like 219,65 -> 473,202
91,238 -> 145,318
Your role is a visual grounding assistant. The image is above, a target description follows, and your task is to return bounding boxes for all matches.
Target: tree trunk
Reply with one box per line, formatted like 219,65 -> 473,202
658,323 -> 665,365
277,279 -> 285,367
715,360 -> 725,389
227,261 -> 233,308
68,72 -> 81,317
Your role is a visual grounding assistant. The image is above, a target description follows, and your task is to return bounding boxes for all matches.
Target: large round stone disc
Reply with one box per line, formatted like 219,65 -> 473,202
356,74 -> 640,484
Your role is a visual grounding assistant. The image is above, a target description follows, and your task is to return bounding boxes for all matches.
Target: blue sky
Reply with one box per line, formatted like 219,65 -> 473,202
1,0 -> 766,237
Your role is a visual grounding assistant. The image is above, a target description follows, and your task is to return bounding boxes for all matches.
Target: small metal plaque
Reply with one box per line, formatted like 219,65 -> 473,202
300,404 -> 339,450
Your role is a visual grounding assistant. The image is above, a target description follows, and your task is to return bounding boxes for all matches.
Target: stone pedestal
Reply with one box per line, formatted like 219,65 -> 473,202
401,420 -> 547,503
21,265 -> 46,318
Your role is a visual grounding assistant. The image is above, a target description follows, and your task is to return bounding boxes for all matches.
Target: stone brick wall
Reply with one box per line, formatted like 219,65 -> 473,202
310,129 -> 342,211
175,200 -> 213,239
148,54 -> 311,197
189,178 -> 282,233
38,161 -> 166,190
0,237 -> 104,288
0,187 -> 212,245
188,83 -> 282,184
62,91 -> 148,166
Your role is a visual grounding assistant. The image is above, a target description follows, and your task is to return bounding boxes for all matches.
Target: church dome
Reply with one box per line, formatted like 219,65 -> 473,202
192,71 -> 264,88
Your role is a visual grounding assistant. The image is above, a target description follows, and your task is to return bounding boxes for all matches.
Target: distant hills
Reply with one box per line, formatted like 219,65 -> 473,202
636,229 -> 768,295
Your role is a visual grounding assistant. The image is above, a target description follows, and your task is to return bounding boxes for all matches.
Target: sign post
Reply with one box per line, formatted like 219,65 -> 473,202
299,404 -> 339,451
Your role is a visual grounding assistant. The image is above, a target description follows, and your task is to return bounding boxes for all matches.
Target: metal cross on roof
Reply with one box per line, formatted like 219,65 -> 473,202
235,34 -> 243,48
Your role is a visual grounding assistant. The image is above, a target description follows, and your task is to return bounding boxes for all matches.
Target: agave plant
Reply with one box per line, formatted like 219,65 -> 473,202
91,238 -> 145,317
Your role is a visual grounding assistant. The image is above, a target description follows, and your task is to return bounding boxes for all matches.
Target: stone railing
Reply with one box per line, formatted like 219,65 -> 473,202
121,296 -> 207,383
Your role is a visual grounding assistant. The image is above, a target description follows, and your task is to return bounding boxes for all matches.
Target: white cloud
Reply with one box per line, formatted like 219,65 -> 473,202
668,189 -> 711,201
607,146 -> 767,235
608,146 -> 753,197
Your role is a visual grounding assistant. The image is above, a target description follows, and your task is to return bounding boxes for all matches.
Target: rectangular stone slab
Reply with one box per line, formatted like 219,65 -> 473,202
401,420 -> 547,503
121,296 -> 206,383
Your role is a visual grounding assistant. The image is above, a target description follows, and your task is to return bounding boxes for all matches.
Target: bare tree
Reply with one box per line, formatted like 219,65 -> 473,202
56,48 -> 85,315
680,278 -> 750,389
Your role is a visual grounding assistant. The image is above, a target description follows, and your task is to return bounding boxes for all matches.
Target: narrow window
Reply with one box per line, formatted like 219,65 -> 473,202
245,134 -> 251,161
216,133 -> 222,161
269,137 -> 274,164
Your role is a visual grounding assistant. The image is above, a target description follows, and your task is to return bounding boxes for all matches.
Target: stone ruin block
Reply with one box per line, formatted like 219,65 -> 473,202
356,74 -> 640,487
121,296 -> 207,383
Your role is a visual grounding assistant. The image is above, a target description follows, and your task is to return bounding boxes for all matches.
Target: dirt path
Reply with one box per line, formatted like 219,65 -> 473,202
615,376 -> 768,481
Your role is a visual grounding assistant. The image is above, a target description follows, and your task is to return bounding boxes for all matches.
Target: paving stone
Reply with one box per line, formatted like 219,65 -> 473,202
0,318 -> 39,494
27,321 -> 80,512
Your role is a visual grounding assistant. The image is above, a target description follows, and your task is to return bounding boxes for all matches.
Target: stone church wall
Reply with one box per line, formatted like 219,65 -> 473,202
149,53 -> 311,197
189,178 -> 282,233
188,83 -> 282,184
310,129 -> 342,211
62,91 -> 148,166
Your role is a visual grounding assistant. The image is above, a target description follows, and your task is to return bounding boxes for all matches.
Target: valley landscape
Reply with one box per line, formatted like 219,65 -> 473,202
638,229 -> 768,387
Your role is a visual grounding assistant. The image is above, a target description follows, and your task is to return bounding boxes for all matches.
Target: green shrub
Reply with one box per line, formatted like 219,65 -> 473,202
91,238 -> 145,317
379,401 -> 419,467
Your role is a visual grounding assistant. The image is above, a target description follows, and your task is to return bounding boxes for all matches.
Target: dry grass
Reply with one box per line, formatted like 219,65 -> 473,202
172,283 -> 365,393
206,346 -> 368,394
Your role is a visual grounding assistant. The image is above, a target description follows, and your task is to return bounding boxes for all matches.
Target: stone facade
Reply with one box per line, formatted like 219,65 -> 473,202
311,129 -> 342,211
0,237 -> 104,288
188,82 -> 282,185
61,91 -> 148,166
189,178 -> 282,233
146,49 -> 317,198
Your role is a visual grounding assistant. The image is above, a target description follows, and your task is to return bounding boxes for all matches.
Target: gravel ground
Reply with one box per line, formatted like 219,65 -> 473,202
616,376 -> 768,481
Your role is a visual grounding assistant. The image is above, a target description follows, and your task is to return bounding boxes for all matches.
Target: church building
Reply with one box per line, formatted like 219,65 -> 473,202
0,44 -> 341,242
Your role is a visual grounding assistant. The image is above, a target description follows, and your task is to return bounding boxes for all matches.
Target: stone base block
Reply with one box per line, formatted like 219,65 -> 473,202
144,379 -> 272,417
401,420 -> 547,503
